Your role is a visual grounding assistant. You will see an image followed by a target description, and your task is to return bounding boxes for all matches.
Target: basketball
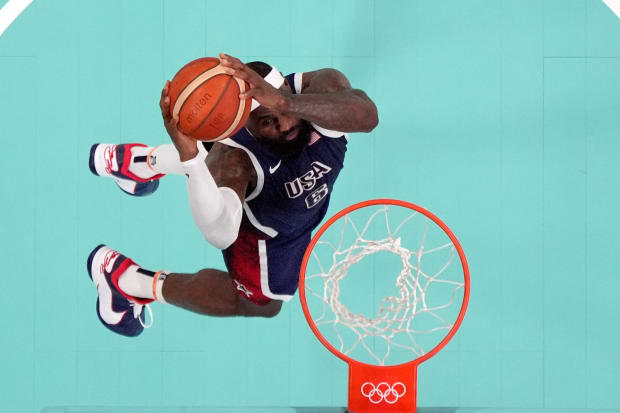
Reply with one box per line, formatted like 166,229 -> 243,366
168,57 -> 252,142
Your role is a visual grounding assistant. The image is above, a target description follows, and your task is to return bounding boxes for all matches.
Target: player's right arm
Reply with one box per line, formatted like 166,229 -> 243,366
159,82 -> 256,249
204,143 -> 256,205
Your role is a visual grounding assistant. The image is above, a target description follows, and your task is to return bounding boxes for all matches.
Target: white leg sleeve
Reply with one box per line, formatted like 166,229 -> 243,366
182,152 -> 243,250
150,142 -> 207,176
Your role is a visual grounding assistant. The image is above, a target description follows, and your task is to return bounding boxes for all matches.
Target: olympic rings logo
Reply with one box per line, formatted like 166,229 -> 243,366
360,381 -> 407,404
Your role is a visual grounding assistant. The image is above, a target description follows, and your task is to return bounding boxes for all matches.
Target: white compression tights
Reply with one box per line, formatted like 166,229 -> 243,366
148,143 -> 243,250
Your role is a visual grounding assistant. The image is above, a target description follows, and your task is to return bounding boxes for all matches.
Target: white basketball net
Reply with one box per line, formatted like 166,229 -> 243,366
305,205 -> 465,365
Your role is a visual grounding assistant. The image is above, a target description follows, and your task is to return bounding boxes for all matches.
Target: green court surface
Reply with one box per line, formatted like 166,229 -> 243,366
1,0 -> 620,412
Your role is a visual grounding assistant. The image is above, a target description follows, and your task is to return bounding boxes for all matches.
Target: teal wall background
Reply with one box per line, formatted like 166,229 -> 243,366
1,0 -> 620,412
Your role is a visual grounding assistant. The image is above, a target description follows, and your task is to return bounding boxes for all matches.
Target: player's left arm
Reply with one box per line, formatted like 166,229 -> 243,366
220,54 -> 378,133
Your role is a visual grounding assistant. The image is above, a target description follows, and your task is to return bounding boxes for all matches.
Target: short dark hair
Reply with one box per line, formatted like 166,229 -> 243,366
246,61 -> 272,78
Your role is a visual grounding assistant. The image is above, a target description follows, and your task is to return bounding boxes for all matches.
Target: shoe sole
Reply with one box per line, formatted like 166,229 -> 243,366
88,144 -> 99,176
86,244 -> 106,281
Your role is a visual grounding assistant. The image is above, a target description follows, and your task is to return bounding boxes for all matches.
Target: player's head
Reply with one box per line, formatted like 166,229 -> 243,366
245,61 -> 312,156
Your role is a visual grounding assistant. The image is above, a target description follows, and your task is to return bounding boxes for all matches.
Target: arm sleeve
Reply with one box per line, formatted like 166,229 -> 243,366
182,152 -> 243,250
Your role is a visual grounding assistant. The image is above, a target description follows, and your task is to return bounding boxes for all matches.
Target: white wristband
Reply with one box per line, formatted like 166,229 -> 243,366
251,65 -> 285,112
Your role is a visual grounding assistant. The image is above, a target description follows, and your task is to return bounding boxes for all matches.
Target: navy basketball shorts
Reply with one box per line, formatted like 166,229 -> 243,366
222,222 -> 310,306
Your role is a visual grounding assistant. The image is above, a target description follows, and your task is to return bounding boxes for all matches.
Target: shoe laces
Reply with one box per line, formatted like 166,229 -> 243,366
130,302 -> 153,329
104,144 -> 118,174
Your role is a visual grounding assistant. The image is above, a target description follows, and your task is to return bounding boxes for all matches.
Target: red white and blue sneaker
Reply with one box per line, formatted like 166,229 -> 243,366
87,244 -> 154,337
89,143 -> 165,196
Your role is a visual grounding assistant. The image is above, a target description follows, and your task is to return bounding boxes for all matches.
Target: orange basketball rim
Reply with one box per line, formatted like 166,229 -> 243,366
299,199 -> 470,413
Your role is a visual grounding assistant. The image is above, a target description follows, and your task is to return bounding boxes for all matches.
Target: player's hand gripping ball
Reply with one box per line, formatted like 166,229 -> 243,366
219,53 -> 288,112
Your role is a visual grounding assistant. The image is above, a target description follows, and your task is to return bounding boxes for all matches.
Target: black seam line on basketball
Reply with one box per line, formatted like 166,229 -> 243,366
177,72 -> 225,126
175,64 -> 217,114
189,75 -> 234,136
177,73 -> 229,133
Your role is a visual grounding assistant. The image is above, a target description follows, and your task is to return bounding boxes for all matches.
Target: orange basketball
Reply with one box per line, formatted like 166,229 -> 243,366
168,57 -> 252,142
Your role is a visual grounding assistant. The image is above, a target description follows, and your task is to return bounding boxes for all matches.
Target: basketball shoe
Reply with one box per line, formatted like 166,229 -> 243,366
87,244 -> 154,337
89,143 -> 165,196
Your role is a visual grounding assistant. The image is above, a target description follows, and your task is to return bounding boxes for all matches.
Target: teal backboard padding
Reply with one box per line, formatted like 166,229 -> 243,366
1,1 -> 620,412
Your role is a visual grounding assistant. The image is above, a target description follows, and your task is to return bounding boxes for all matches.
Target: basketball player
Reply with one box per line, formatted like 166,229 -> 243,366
87,53 -> 378,336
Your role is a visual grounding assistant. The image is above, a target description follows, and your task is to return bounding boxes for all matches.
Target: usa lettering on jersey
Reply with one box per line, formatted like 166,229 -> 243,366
284,161 -> 332,208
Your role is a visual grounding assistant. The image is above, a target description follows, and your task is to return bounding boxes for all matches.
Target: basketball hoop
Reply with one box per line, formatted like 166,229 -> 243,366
299,199 -> 470,413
